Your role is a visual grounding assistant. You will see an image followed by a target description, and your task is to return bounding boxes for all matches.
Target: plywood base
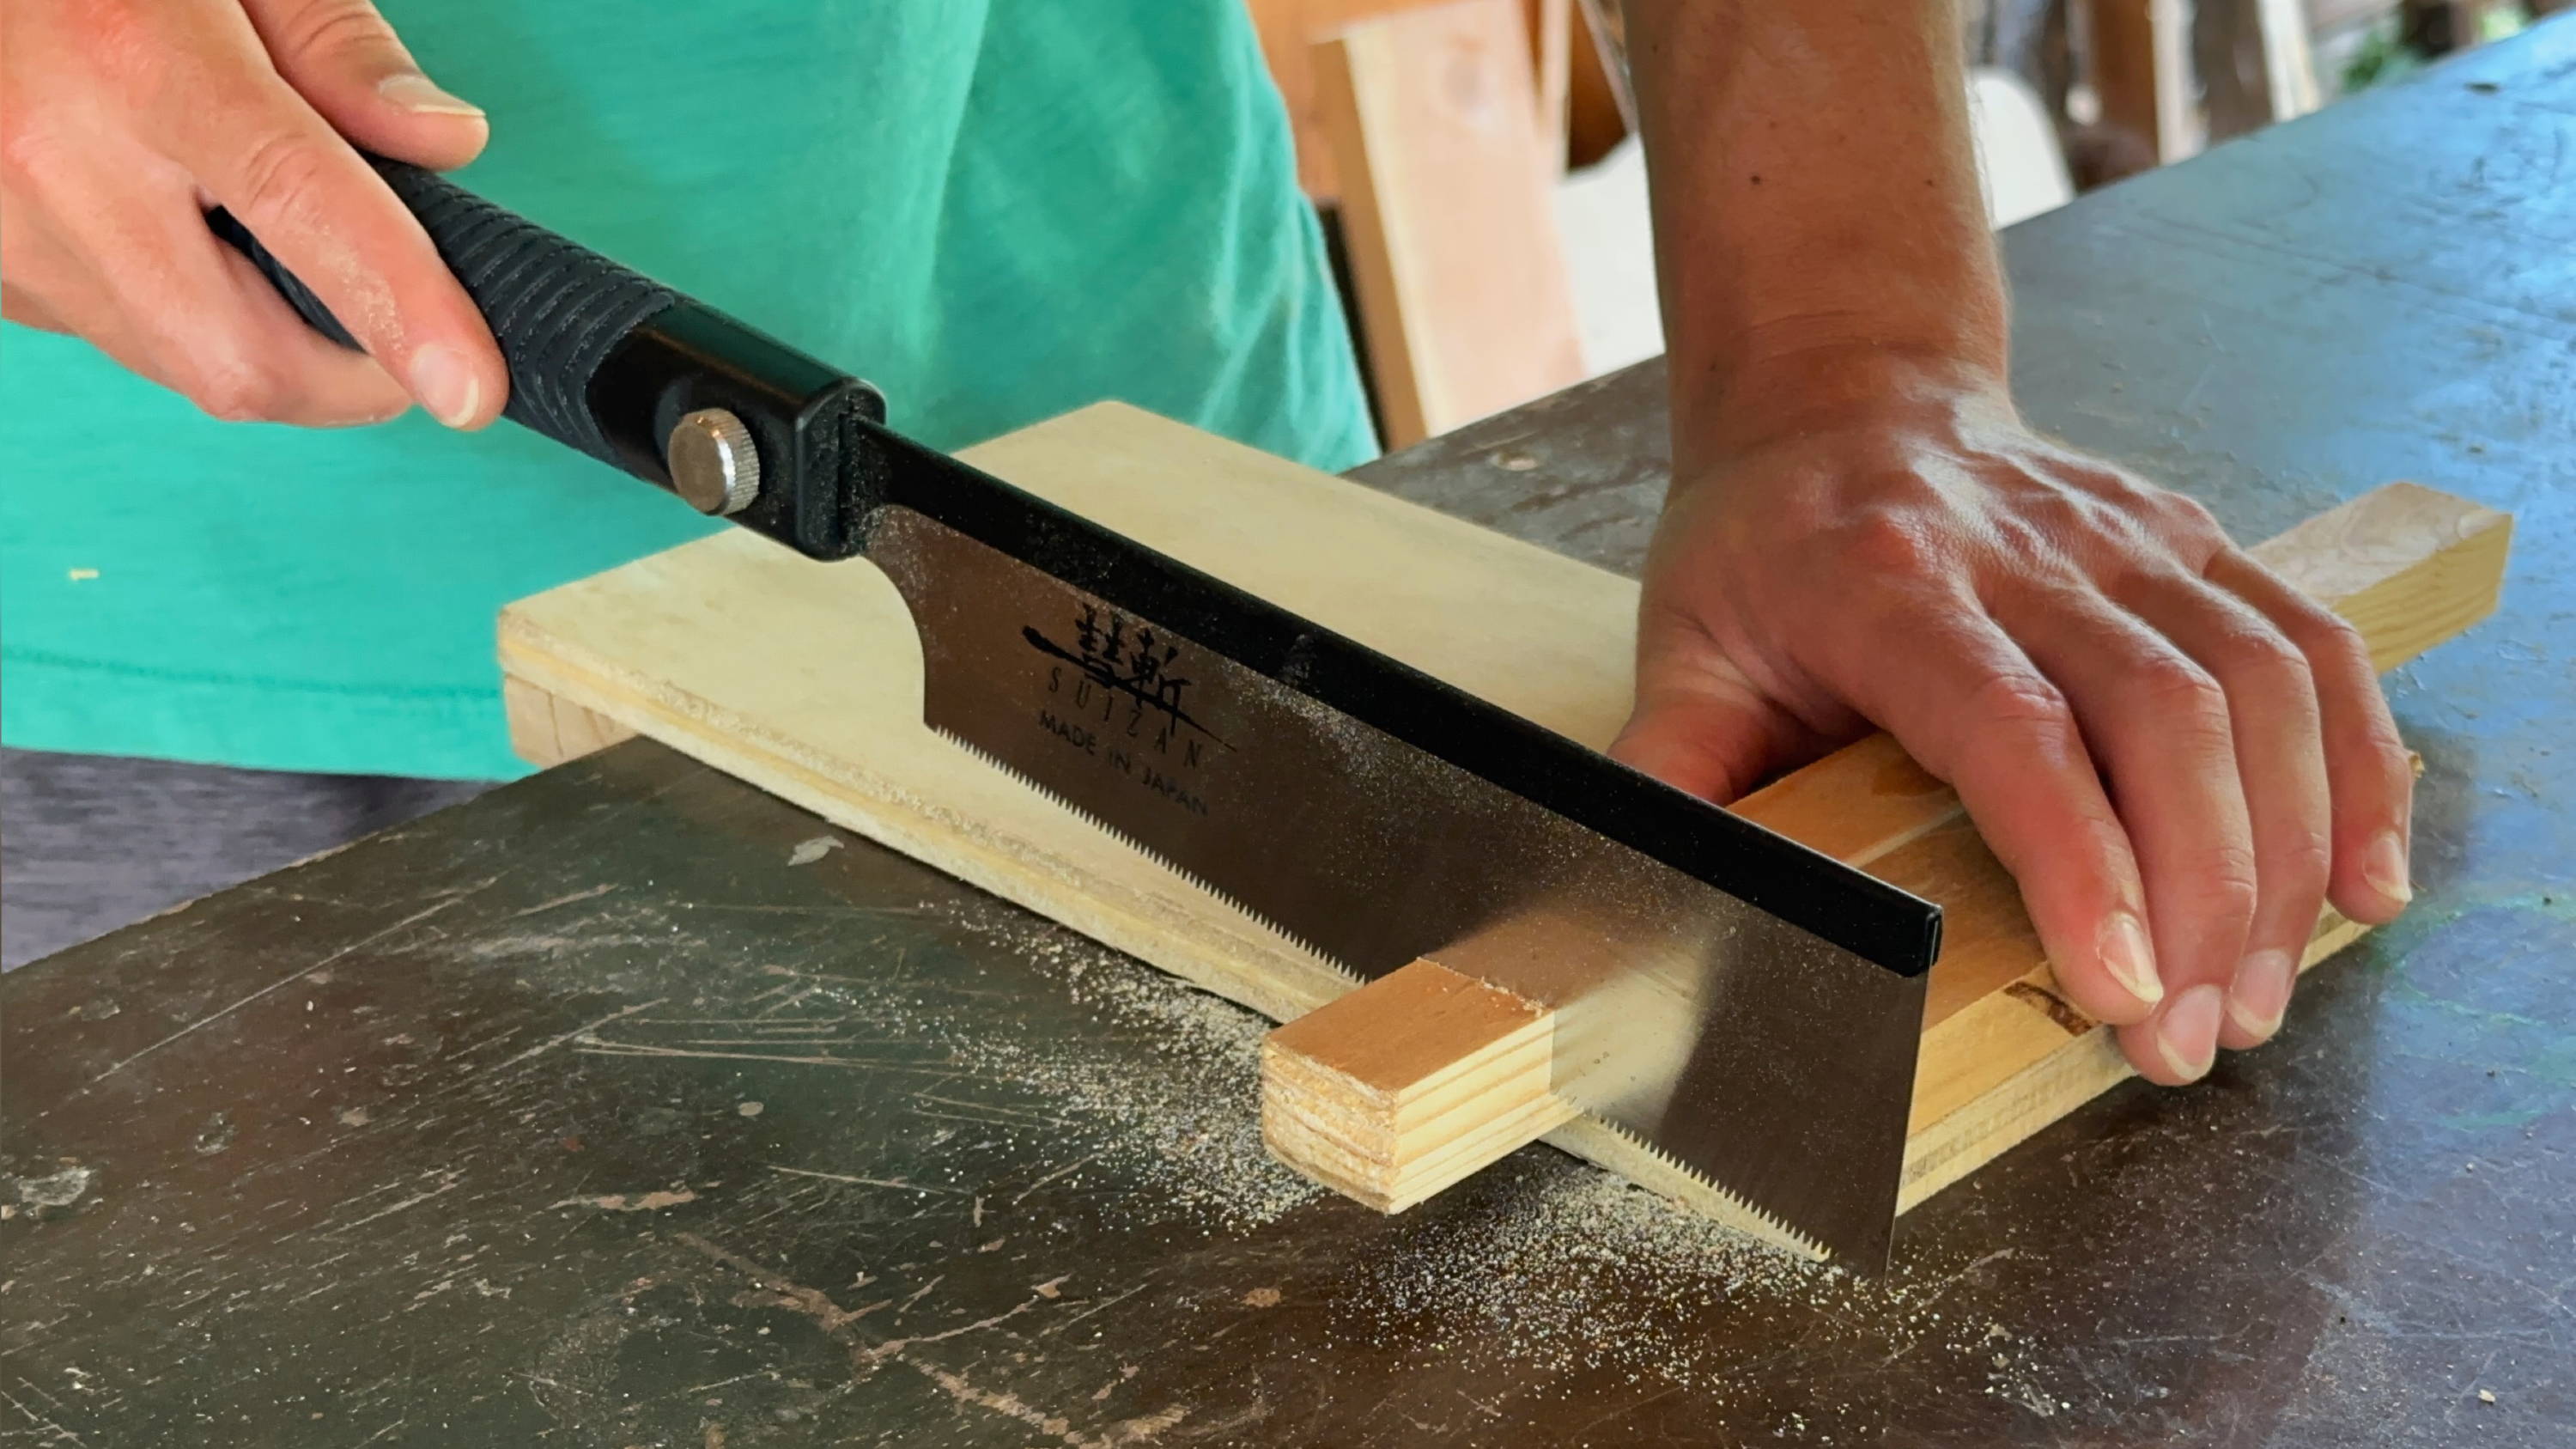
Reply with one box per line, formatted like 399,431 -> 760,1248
500,402 -> 2510,1257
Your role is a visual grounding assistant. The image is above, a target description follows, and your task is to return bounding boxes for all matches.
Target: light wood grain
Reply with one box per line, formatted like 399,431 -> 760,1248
1255,478 -> 2507,1229
1315,0 -> 1588,445
1245,0 -> 1599,200
503,676 -> 635,768
2255,0 -> 2322,123
2090,0 -> 2200,164
1262,959 -> 1574,1209
500,401 -> 2508,1258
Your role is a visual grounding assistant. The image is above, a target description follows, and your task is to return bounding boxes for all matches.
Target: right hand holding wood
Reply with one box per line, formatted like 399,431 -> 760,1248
1613,356 -> 2418,1089
0,0 -> 508,428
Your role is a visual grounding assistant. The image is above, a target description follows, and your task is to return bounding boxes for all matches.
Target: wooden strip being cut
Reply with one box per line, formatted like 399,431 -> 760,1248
1258,480 -> 2511,1227
1261,959 -> 1575,1211
498,404 -> 2510,1257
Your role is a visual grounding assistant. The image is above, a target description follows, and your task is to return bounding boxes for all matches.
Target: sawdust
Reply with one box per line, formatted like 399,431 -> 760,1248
12,1164 -> 94,1211
927,900 -> 1323,1232
553,1190 -> 700,1212
1340,1162 -> 1960,1385
922,898 -> 2064,1403
788,837 -> 844,867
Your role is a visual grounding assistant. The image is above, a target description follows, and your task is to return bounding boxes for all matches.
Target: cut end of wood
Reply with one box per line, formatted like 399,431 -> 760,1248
2249,481 -> 2513,673
1261,959 -> 1576,1212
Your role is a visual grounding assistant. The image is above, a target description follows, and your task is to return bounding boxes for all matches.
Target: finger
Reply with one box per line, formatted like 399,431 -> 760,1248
242,0 -> 488,170
2210,550 -> 2415,926
1832,597 -> 2165,1029
2120,569 -> 2330,1050
145,46 -> 504,428
40,155 -> 410,424
1612,616 -> 1833,802
1992,585 -> 2256,1082
207,241 -> 416,423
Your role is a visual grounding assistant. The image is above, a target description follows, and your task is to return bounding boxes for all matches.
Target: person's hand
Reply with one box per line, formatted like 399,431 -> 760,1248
1,0 -> 507,427
1612,350 -> 2415,1085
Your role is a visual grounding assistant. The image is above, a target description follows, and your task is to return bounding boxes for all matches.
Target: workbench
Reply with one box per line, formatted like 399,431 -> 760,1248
5,27 -> 2570,1446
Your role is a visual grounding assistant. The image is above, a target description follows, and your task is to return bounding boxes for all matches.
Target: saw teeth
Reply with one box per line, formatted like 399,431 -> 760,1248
939,726 -> 1850,1262
929,725 -> 1364,984
1589,1114 -> 1835,1264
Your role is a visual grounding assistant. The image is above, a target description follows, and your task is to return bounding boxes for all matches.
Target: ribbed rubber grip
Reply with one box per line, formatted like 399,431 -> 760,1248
210,157 -> 674,467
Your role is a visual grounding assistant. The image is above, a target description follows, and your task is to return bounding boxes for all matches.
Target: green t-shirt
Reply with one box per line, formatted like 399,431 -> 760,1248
0,1 -> 1374,779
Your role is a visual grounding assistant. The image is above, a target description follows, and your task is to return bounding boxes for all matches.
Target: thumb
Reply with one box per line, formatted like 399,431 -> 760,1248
244,0 -> 489,170
1607,673 -> 1817,805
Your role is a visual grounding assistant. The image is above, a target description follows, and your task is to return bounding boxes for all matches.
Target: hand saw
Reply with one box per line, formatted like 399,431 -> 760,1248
217,158 -> 1942,1268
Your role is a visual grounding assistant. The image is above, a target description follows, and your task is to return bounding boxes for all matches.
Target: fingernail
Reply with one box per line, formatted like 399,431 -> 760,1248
409,344 -> 479,428
378,72 -> 485,119
2364,829 -> 2414,909
2225,949 -> 2295,1041
2099,910 -> 2164,1008
2155,984 -> 2224,1083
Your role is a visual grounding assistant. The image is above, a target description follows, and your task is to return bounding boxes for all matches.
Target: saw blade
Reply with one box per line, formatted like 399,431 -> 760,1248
860,438 -> 1939,1269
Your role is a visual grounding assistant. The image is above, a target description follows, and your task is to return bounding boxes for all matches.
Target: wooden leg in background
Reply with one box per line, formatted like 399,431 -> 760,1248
2201,0 -> 2321,143
1564,0 -> 1635,167
1525,0 -> 1575,176
1315,0 -> 1589,447
503,676 -> 636,769
2402,0 -> 2496,56
2090,0 -> 2200,163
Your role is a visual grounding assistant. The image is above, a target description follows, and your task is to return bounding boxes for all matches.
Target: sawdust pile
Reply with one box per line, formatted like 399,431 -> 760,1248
930,900 -> 1324,1231
925,898 -> 2052,1404
1343,1160 -> 2034,1391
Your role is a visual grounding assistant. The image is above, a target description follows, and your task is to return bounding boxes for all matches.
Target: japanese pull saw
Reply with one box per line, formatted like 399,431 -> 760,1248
216,158 -> 1943,1269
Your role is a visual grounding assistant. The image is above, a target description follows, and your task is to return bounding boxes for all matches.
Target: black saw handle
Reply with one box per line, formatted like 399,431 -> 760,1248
210,155 -> 885,560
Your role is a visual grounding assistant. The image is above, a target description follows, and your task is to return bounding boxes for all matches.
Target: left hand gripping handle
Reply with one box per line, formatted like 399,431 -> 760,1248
210,156 -> 884,560
210,157 -> 673,469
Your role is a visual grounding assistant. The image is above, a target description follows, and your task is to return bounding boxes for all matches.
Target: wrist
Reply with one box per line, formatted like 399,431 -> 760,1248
1671,333 -> 2014,468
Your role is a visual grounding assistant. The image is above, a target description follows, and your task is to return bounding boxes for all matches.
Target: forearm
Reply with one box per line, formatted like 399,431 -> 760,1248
1625,0 -> 2005,454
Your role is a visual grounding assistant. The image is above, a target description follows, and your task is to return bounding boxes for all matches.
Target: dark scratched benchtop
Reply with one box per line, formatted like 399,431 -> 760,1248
5,26 -> 2573,1448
